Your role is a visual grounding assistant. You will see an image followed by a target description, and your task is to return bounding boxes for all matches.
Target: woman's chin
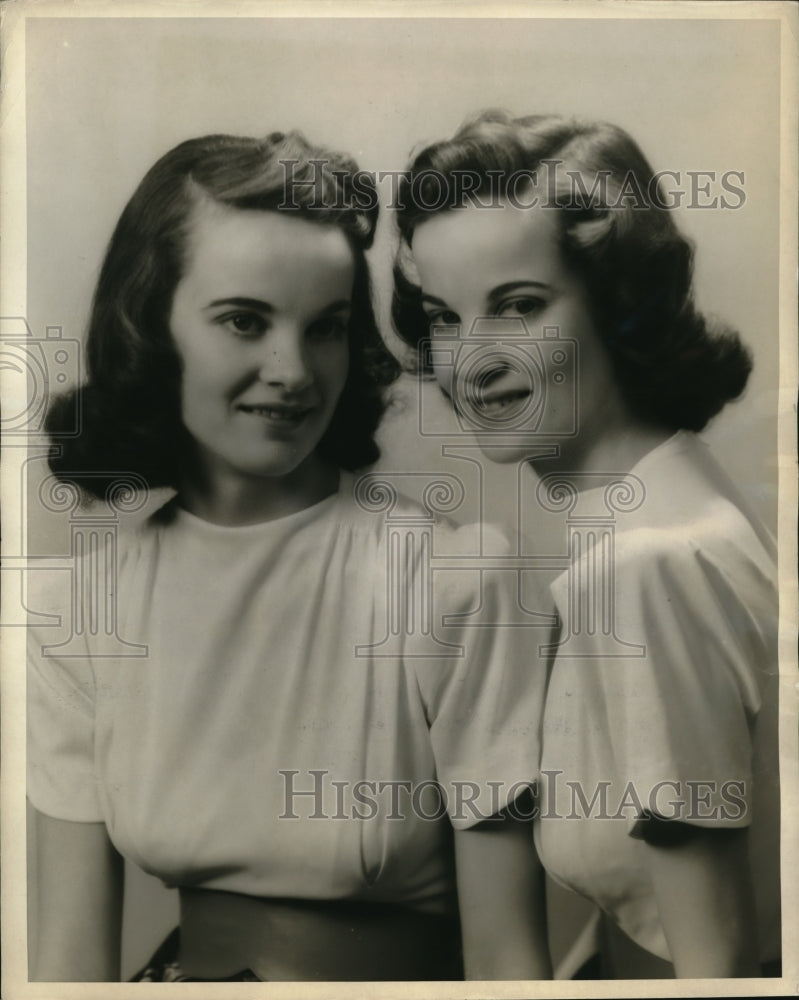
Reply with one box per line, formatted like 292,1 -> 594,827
472,434 -> 562,467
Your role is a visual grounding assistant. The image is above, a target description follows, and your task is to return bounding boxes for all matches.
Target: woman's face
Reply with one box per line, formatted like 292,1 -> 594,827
411,197 -> 625,468
169,200 -> 353,487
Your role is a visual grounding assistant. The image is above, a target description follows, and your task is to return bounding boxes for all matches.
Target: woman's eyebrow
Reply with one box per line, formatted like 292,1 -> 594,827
421,282 -> 551,311
204,296 -> 274,312
203,297 -> 352,315
420,293 -> 449,308
486,280 -> 550,306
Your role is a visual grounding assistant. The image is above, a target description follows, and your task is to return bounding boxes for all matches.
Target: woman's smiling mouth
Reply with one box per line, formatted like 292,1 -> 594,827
236,402 -> 314,427
469,387 -> 532,419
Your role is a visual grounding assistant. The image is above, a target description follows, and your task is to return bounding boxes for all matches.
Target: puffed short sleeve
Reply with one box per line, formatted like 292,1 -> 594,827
549,528 -> 776,835
411,524 -> 549,830
27,566 -> 103,822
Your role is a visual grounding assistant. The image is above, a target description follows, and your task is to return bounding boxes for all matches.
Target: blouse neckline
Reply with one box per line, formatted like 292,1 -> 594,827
161,475 -> 348,538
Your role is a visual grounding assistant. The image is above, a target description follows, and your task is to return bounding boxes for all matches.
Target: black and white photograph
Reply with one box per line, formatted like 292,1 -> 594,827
1,2 -> 796,996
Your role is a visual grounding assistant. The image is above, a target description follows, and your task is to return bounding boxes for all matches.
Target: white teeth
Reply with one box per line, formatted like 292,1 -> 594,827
240,405 -> 306,421
477,392 -> 530,414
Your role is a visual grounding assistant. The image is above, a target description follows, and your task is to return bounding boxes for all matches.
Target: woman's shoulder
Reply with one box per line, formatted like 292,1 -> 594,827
336,474 -> 516,615
602,510 -> 776,637
610,523 -> 776,626
611,432 -> 775,574
107,494 -> 175,567
27,494 -> 172,647
337,471 -> 511,549
550,434 -> 777,643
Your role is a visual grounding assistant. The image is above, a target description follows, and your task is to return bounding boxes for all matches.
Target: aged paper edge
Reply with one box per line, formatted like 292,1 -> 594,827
1,2 -> 796,998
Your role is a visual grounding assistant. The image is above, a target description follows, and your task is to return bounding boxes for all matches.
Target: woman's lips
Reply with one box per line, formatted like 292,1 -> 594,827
236,402 -> 314,427
470,387 -> 532,417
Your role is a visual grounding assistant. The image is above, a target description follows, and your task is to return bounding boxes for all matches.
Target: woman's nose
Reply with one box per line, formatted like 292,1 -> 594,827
257,328 -> 313,392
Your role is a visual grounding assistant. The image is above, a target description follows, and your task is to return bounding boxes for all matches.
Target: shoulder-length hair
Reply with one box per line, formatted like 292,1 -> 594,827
47,131 -> 399,498
392,111 -> 751,432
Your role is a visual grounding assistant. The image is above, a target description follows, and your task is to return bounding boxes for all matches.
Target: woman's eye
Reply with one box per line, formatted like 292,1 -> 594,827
428,310 -> 460,328
498,297 -> 545,318
308,316 -> 349,341
220,313 -> 267,338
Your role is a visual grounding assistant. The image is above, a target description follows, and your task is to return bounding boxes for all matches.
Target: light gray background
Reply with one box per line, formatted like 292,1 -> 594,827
24,14 -> 781,979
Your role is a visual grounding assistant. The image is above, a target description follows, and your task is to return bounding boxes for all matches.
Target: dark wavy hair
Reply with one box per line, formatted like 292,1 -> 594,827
392,111 -> 751,432
47,131 -> 400,498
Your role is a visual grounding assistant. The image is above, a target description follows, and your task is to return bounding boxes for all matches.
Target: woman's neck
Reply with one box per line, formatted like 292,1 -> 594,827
177,457 -> 340,527
530,411 -> 673,480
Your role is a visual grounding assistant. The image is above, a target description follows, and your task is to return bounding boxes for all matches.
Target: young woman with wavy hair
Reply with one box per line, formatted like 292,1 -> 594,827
28,129 -> 550,982
393,111 -> 780,979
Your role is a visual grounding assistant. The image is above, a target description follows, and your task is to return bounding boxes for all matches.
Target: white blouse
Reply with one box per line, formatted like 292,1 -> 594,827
535,432 -> 780,961
28,474 -> 545,914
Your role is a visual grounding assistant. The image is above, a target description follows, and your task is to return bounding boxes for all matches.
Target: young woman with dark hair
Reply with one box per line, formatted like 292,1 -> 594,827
393,112 -> 752,440
46,131 -> 394,494
28,130 -> 551,982
393,111 -> 780,979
